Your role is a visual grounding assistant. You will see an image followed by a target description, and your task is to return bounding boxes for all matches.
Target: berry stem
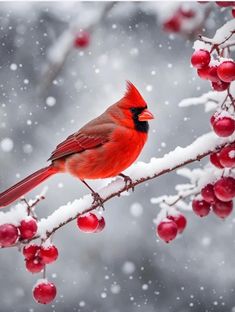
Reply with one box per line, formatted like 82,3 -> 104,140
43,265 -> 46,279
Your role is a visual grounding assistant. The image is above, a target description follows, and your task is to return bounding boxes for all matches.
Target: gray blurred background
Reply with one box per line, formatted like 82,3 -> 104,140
0,2 -> 234,312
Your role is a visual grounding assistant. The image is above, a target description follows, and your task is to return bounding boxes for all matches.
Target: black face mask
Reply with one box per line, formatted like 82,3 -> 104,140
130,107 -> 149,133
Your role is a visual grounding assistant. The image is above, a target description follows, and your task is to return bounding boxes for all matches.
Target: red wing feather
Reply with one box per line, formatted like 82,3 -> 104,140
48,133 -> 107,161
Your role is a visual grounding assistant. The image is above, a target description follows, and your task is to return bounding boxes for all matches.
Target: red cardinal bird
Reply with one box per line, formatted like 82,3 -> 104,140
0,81 -> 154,208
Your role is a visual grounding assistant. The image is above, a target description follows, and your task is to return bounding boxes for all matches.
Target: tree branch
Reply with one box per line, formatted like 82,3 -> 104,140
33,131 -> 235,241
0,131 -> 234,248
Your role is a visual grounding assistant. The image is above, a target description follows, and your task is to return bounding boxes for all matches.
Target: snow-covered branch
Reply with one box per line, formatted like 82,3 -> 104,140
1,131 -> 230,243
194,19 -> 235,51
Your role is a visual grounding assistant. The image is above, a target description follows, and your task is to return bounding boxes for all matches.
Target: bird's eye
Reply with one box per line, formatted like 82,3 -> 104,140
130,108 -> 136,113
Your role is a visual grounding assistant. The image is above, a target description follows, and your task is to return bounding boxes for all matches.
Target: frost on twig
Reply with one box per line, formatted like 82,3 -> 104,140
194,19 -> 235,51
179,83 -> 235,112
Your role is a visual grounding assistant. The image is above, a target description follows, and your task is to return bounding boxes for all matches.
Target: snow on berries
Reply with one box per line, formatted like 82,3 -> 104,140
77,213 -> 99,233
156,212 -> 187,243
219,144 -> 235,167
193,177 -> 235,219
157,219 -> 178,243
192,37 -> 235,93
210,114 -> 235,137
77,213 -> 105,233
191,49 -> 211,69
23,244 -> 40,260
19,217 -> 38,239
33,280 -> 57,304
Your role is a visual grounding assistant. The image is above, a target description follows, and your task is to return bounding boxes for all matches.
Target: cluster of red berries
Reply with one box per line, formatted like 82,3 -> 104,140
156,212 -> 187,243
191,49 -> 235,92
193,110 -> 235,219
0,216 -> 58,304
163,6 -> 196,33
23,243 -> 58,274
0,216 -> 37,247
0,211 -> 106,305
193,176 -> 235,219
73,30 -> 90,48
77,212 -> 105,233
23,243 -> 58,304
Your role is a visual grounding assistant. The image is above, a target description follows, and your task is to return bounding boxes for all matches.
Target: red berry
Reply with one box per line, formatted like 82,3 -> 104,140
232,8 -> 235,17
210,152 -> 224,168
157,220 -> 178,243
211,80 -> 230,92
163,15 -> 181,33
19,217 -> 37,239
74,31 -> 90,48
201,184 -> 216,203
0,224 -> 18,247
219,144 -> 235,168
191,50 -> 210,69
192,199 -> 211,217
198,66 -> 219,82
212,199 -> 233,219
95,217 -> 106,233
212,116 -> 235,137
33,281 -> 57,304
23,244 -> 40,260
217,61 -> 235,83
216,1 -> 235,6
167,213 -> 187,234
77,213 -> 99,233
39,245 -> 58,264
25,257 -> 45,273
179,7 -> 195,18
210,114 -> 216,126
214,177 -> 235,202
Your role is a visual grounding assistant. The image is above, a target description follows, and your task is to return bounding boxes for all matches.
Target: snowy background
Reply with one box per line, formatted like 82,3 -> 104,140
0,2 -> 234,312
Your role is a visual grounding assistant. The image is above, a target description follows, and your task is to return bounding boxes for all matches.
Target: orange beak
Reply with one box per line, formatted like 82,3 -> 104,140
138,109 -> 154,121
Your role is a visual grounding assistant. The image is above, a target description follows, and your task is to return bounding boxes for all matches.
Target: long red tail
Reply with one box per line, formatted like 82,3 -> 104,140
0,166 -> 58,208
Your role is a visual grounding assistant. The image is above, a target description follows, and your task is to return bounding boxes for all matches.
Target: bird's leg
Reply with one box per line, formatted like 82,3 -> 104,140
119,173 -> 135,192
81,180 -> 104,209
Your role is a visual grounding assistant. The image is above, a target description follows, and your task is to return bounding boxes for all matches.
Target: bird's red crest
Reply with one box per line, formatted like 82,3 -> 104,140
123,81 -> 147,108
